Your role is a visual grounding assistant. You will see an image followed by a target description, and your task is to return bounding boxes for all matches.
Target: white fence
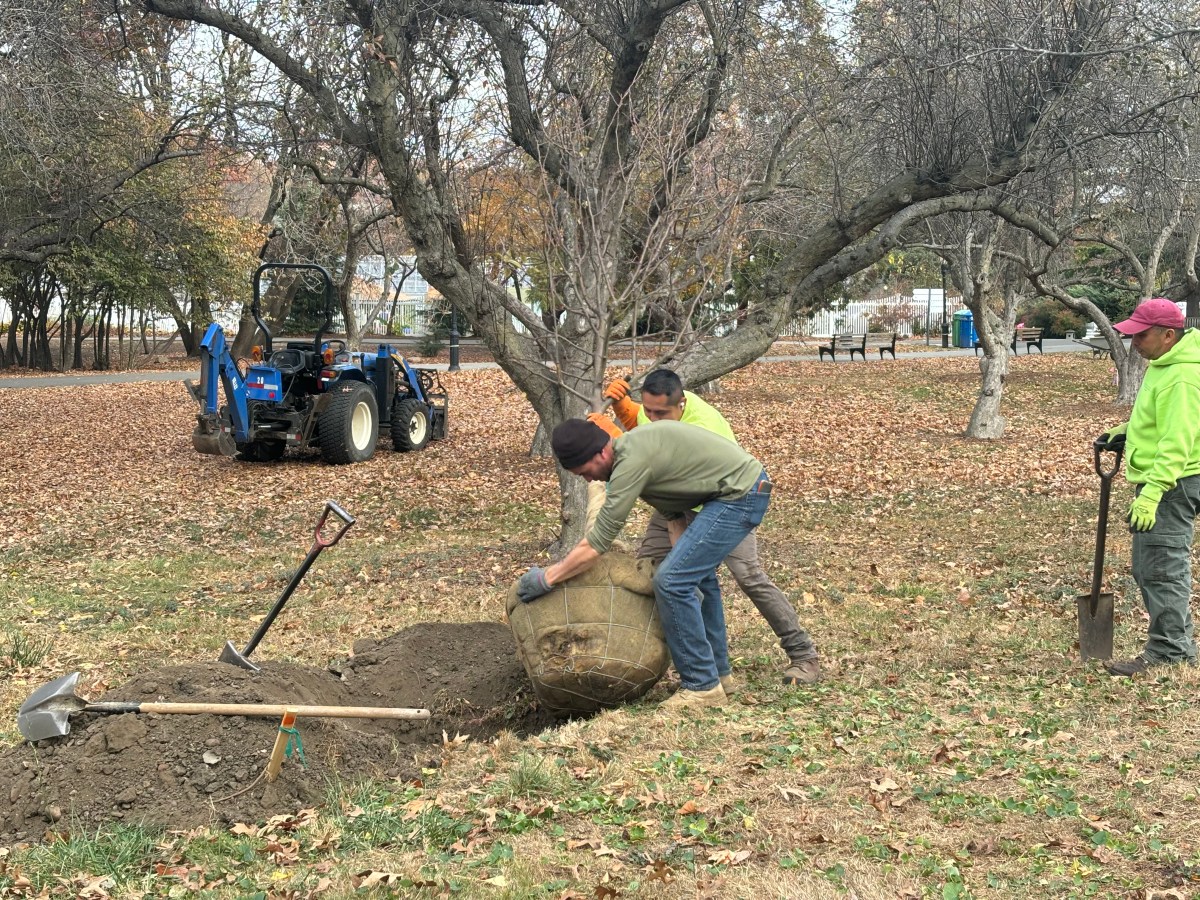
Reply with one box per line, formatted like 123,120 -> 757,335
337,298 -> 436,336
797,291 -> 966,337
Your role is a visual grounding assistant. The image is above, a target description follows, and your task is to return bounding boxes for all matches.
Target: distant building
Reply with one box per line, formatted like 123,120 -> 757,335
345,256 -> 443,336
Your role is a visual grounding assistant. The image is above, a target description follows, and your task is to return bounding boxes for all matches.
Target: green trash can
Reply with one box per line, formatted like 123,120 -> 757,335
952,309 -> 974,348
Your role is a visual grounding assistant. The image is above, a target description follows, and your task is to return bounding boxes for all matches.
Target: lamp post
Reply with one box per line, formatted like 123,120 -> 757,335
448,306 -> 461,372
925,289 -> 931,347
940,264 -> 949,348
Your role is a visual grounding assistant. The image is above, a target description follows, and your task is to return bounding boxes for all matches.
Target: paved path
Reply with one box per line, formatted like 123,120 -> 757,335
0,339 -> 1097,390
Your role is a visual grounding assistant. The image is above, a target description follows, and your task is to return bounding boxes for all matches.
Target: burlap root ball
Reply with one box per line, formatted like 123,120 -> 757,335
506,553 -> 668,715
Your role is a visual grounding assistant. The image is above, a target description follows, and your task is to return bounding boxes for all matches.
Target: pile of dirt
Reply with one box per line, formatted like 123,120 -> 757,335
0,622 -> 560,843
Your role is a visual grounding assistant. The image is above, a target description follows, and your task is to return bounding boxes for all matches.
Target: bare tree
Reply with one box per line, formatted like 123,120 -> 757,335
142,0 -> 760,545
943,217 -> 1028,439
973,86 -> 1200,404
688,0 -> 1173,384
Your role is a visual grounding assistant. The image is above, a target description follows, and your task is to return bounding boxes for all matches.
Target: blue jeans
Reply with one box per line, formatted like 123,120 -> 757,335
652,472 -> 772,690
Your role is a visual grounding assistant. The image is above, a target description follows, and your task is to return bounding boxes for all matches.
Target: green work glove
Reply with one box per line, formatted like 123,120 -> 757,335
1128,493 -> 1159,532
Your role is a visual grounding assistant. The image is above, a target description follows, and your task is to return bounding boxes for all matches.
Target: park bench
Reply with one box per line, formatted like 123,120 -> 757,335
863,332 -> 899,360
818,332 -> 899,361
974,327 -> 1044,355
818,333 -> 857,360
1074,335 -> 1117,357
1013,327 -> 1043,353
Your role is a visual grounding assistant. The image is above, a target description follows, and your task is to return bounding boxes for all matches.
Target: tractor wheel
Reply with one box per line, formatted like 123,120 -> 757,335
236,440 -> 286,462
391,397 -> 431,451
318,381 -> 379,464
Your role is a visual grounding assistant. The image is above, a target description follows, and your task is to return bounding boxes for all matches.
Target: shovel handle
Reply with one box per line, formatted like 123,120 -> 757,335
315,501 -> 355,548
236,502 -> 354,661
1092,438 -> 1124,480
85,701 -> 430,720
1087,440 -> 1124,604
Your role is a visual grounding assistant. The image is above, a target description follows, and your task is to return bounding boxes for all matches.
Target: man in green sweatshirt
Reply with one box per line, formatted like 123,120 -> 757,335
516,418 -> 773,710
1098,298 -> 1200,676
601,369 -> 821,687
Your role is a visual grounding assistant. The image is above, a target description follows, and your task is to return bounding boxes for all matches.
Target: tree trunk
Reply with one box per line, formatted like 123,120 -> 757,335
94,300 -> 112,370
530,423 -> 592,552
1114,346 -> 1144,405
31,303 -> 53,371
232,276 -> 301,359
178,323 -> 197,357
117,302 -> 126,362
59,313 -> 69,371
965,350 -> 1010,438
72,314 -> 86,370
2,314 -> 18,368
554,468 -> 590,554
340,281 -> 362,349
529,423 -> 552,459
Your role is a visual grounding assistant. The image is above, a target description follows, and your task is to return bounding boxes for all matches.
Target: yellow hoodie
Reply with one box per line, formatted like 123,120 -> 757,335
1126,329 -> 1200,501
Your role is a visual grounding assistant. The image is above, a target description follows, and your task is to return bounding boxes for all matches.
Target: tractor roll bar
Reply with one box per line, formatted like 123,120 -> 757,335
252,263 -> 336,358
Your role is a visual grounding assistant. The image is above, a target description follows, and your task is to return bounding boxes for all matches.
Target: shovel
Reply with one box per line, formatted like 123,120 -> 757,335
18,671 -> 430,741
220,500 -> 355,672
1077,436 -> 1124,660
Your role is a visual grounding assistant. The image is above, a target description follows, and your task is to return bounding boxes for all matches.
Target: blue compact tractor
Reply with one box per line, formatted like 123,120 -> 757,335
186,262 -> 449,464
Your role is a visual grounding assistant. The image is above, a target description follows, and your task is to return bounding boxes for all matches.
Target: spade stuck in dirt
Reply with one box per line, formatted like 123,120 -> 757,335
219,500 -> 356,672
1078,437 -> 1123,661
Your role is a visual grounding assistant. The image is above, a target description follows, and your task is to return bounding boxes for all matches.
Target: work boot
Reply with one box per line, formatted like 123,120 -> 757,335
719,674 -> 739,698
1106,656 -> 1152,677
659,685 -> 726,711
782,657 -> 822,686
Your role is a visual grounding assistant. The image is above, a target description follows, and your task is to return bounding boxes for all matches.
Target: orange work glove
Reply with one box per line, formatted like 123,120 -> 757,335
603,378 -> 641,431
586,412 -> 623,440
603,378 -> 631,402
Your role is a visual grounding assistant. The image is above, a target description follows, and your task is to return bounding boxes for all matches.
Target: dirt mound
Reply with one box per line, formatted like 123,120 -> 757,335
0,622 -> 558,843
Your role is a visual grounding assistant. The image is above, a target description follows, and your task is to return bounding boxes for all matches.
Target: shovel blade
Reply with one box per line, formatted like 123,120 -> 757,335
218,640 -> 260,672
17,671 -> 87,741
1077,592 -> 1115,661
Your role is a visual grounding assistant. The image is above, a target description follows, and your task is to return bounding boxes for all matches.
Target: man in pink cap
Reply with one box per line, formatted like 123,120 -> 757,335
1096,298 -> 1200,675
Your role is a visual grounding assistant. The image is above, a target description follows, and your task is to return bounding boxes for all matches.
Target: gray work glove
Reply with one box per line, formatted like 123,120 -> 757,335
516,567 -> 552,603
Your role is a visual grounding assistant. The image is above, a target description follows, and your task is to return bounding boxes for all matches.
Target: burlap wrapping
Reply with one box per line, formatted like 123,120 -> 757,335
506,553 -> 668,715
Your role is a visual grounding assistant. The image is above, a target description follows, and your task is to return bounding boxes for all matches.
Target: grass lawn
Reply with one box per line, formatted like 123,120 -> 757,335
3,353 -> 1198,899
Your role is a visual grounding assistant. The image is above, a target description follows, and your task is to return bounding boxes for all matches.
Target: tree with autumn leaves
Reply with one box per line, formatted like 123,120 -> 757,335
0,0 -> 266,368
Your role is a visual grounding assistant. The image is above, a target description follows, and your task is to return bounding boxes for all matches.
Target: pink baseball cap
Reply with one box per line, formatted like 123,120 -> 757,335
1113,298 -> 1185,335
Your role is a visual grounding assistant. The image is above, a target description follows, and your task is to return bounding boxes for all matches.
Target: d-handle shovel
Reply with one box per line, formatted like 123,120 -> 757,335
18,671 -> 429,742
1077,437 -> 1124,660
219,500 -> 355,672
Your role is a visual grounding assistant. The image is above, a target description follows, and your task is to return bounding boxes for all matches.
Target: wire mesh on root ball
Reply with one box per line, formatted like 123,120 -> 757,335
506,553 -> 668,716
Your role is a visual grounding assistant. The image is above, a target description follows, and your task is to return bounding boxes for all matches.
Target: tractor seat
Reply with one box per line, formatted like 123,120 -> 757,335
269,348 -> 309,376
